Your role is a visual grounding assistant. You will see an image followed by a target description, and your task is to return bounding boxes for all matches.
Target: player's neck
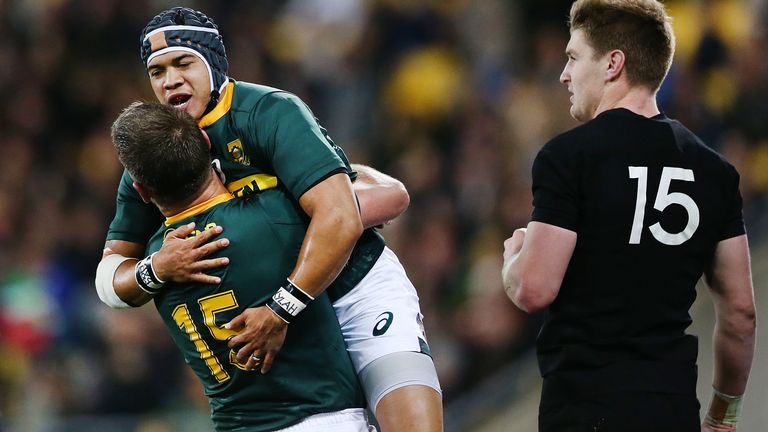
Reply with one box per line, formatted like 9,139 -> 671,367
157,170 -> 230,217
594,82 -> 660,119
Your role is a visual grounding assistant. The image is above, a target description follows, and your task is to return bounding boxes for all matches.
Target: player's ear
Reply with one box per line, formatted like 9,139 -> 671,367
200,129 -> 212,150
133,181 -> 153,204
605,49 -> 625,82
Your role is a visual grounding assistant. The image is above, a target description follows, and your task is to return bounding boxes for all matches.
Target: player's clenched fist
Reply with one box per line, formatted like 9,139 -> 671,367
503,228 -> 527,261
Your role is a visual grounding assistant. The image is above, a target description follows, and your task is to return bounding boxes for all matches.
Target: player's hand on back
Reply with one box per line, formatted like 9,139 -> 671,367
225,306 -> 288,374
153,222 -> 230,284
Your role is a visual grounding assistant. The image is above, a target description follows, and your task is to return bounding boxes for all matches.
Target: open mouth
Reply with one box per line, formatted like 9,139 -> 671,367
168,94 -> 192,109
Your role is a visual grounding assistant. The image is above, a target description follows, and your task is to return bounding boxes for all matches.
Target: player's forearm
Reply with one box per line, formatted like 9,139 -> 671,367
704,314 -> 755,429
351,164 -> 409,228
503,255 -> 545,313
97,240 -> 153,308
289,173 -> 363,298
502,223 -> 575,313
711,313 -> 755,395
289,206 -> 363,297
706,235 -> 756,395
112,259 -> 155,306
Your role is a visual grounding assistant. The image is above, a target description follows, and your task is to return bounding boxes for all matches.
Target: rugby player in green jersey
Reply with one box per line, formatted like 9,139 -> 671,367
111,100 -> 369,431
95,7 -> 442,432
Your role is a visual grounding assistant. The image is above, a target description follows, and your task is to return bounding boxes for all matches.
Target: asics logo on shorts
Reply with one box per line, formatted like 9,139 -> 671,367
372,312 -> 394,336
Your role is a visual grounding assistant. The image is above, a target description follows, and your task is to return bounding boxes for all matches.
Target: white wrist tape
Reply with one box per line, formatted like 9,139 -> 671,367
705,387 -> 743,427
95,254 -> 133,309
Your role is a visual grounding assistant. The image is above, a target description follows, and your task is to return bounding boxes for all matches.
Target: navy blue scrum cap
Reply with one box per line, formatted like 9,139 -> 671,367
140,7 -> 229,105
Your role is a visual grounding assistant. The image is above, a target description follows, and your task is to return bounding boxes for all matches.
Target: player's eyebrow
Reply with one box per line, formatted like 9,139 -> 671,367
172,54 -> 195,64
148,53 -> 196,71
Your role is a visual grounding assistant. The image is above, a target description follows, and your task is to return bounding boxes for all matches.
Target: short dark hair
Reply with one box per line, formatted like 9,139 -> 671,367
569,0 -> 675,92
111,101 -> 211,208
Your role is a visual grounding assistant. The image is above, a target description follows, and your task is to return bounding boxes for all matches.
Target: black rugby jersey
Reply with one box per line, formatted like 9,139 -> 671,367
531,108 -> 744,393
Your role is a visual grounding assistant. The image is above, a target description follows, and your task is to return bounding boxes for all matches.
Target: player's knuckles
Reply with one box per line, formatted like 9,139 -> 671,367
196,227 -> 221,245
167,228 -> 187,239
191,229 -> 213,244
195,244 -> 213,258
204,238 -> 226,250
237,350 -> 252,362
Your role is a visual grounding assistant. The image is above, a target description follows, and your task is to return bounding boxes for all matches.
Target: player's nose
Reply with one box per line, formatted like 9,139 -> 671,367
163,67 -> 183,89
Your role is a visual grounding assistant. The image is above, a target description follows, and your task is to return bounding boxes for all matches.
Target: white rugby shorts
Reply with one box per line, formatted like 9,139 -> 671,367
274,408 -> 374,432
332,247 -> 429,373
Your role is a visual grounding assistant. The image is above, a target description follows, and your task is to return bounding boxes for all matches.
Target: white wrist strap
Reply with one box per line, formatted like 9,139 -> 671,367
705,387 -> 743,427
95,253 -> 133,309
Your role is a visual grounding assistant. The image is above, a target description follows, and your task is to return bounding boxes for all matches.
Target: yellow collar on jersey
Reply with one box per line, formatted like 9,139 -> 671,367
198,81 -> 234,128
164,192 -> 234,226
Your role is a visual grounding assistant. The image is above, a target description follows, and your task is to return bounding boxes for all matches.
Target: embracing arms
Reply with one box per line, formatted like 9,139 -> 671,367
225,166 -> 408,371
95,164 -> 410,371
97,224 -> 230,308
95,164 -> 408,307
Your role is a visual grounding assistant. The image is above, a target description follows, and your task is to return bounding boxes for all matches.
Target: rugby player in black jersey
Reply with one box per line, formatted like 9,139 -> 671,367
502,1 -> 755,431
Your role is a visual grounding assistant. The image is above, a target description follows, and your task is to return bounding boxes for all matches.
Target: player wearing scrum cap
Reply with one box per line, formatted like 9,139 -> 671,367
95,7 -> 443,432
112,101 -> 368,431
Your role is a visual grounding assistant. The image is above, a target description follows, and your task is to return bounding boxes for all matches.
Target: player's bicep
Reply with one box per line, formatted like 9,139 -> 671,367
298,172 -> 358,219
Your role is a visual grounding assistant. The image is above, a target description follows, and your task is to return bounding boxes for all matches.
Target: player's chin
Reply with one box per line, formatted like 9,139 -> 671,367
569,105 -> 580,121
185,100 -> 207,120
570,105 -> 590,122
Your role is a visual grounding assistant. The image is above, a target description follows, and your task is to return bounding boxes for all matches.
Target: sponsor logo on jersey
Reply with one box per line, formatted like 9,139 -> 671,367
226,174 -> 279,198
227,139 -> 250,166
163,223 -> 219,242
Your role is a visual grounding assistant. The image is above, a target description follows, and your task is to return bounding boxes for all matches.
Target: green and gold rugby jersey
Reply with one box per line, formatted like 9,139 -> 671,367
147,189 -> 365,432
108,79 -> 384,301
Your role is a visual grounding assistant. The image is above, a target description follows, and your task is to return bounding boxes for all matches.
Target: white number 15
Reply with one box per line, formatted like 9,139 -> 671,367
628,166 -> 700,246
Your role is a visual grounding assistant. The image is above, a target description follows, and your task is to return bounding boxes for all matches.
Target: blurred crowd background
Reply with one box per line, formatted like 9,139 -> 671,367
0,0 -> 767,431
